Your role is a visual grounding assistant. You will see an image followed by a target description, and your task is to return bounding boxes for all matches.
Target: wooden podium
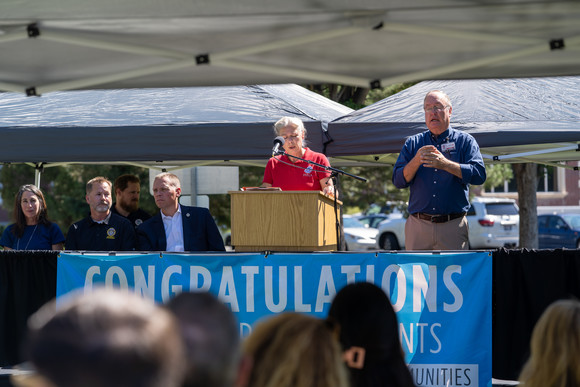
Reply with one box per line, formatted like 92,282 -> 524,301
229,190 -> 341,252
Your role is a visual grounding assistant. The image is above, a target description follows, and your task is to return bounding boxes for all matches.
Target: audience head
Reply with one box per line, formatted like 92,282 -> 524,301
114,174 -> 142,214
243,312 -> 349,387
152,172 -> 181,214
85,177 -> 113,217
13,184 -> 50,236
328,282 -> 415,387
518,298 -> 580,387
25,288 -> 185,387
166,291 -> 241,387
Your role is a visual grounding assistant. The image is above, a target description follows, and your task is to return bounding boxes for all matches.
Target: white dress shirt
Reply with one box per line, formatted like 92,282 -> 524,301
161,205 -> 184,252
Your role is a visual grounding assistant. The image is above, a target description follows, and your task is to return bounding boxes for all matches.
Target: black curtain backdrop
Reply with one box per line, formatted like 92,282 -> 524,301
492,247 -> 580,380
0,251 -> 57,367
1,249 -> 580,380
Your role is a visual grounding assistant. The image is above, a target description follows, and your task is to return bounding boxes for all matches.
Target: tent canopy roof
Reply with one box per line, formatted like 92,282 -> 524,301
1,1 -> 580,94
327,77 -> 580,168
0,84 -> 352,169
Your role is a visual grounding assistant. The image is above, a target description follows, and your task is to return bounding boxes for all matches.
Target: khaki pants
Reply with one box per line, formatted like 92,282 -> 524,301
405,214 -> 469,250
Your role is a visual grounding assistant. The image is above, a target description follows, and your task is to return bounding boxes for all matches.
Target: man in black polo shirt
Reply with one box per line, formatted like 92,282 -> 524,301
111,174 -> 151,229
66,176 -> 136,251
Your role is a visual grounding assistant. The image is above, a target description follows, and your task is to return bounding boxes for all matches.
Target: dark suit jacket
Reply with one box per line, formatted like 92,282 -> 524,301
136,205 -> 225,252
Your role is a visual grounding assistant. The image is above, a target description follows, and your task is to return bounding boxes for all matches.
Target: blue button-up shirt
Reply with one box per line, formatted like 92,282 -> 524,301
392,128 -> 486,215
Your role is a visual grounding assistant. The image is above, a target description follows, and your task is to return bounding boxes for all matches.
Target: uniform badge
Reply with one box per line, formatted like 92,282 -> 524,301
106,227 -> 117,239
135,219 -> 143,226
304,165 -> 313,174
442,142 -> 456,152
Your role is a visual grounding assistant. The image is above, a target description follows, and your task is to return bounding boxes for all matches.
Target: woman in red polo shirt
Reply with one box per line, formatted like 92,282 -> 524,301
261,117 -> 335,196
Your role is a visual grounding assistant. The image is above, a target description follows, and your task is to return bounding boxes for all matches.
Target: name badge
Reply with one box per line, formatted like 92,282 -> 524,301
441,142 -> 456,152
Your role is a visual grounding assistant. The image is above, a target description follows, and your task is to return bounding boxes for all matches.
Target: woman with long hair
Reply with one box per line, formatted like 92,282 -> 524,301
0,184 -> 65,250
519,299 -> 580,387
328,282 -> 416,387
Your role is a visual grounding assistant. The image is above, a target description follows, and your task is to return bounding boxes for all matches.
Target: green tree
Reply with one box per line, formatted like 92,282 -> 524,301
482,164 -> 513,191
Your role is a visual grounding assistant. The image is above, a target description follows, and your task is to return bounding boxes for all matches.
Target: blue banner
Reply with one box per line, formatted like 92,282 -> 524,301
57,251 -> 491,387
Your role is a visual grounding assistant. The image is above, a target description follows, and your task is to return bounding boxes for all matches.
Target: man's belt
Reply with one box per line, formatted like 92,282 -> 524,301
411,212 -> 466,223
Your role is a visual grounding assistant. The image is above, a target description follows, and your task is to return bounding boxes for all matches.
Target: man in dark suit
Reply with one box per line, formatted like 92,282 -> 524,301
136,172 -> 225,252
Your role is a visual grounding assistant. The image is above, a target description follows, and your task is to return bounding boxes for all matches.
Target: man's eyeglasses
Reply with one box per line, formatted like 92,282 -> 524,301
424,105 -> 449,113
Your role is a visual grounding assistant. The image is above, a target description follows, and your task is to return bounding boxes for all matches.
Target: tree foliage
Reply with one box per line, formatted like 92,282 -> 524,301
482,164 -> 514,191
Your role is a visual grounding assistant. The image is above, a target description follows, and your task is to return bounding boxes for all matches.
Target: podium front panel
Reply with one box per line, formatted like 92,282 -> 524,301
229,191 -> 340,251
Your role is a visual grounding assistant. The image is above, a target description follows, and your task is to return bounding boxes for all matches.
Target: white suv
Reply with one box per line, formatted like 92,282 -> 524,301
375,197 -> 519,250
467,197 -> 519,249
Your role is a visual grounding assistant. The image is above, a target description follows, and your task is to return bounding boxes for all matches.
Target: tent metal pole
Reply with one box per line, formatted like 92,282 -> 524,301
0,81 -> 26,93
381,23 -> 539,45
0,29 -> 28,44
41,30 -> 190,59
378,35 -> 580,86
215,59 -> 370,88
212,25 -> 368,61
484,144 -> 579,161
36,59 -> 195,93
34,164 -> 43,187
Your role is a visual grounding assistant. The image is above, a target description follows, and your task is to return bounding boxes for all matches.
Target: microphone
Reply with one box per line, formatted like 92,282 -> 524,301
272,136 -> 285,156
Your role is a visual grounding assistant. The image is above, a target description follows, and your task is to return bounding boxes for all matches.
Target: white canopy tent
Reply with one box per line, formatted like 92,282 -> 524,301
1,1 -> 580,94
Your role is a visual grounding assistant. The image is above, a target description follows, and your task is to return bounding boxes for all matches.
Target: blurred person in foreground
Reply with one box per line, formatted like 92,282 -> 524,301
328,282 -> 415,387
392,90 -> 486,250
137,172 -> 225,252
261,117 -> 335,196
65,176 -> 136,251
518,299 -> 580,387
111,174 -> 151,229
0,184 -> 64,250
166,291 -> 244,387
16,288 -> 185,387
242,312 -> 349,387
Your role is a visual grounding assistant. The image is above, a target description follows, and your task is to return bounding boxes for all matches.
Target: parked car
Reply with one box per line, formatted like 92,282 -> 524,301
538,213 -> 580,249
375,213 -> 407,250
375,197 -> 520,250
343,215 -> 378,251
467,197 -> 519,249
353,213 -> 393,229
364,201 -> 406,217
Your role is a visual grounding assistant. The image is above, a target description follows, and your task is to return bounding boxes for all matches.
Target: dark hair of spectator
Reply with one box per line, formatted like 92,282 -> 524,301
12,184 -> 51,238
114,174 -> 141,192
328,282 -> 416,387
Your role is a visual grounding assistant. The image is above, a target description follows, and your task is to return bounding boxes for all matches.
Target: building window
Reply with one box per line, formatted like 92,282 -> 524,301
488,165 -> 563,194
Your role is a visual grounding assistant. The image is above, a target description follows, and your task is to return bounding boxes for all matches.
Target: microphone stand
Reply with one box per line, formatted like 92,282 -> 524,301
274,150 -> 367,251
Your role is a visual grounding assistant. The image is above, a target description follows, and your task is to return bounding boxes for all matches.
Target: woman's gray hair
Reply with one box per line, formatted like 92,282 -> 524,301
274,117 -> 307,136
273,117 -> 307,146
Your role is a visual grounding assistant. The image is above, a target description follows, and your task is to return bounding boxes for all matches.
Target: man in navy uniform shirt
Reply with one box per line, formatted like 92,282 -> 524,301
137,172 -> 225,252
393,90 -> 486,250
66,177 -> 136,251
111,174 -> 151,229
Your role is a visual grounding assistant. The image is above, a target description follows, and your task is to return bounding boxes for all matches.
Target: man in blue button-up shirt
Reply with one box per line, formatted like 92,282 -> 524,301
392,90 -> 486,250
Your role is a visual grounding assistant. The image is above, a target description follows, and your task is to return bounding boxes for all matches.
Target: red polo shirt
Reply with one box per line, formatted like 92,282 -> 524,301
262,148 -> 331,191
